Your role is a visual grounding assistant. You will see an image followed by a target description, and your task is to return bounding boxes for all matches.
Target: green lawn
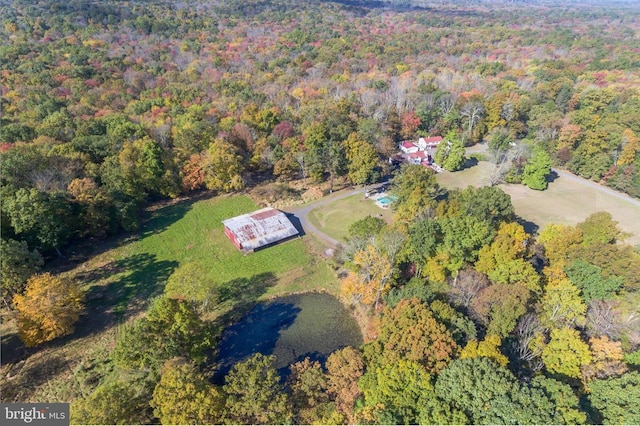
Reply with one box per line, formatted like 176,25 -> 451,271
436,161 -> 493,190
82,194 -> 336,318
308,194 -> 394,241
1,194 -> 338,404
437,161 -> 640,245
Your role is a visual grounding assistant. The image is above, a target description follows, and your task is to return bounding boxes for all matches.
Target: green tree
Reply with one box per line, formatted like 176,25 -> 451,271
435,131 -> 466,171
435,358 -> 553,424
436,215 -> 494,274
589,372 -> 640,424
13,273 -> 85,347
36,109 -> 74,141
348,216 -> 385,240
577,211 -> 625,246
541,328 -> 593,379
112,297 -> 214,372
565,259 -> 624,302
151,358 -> 225,425
0,238 -> 43,304
344,132 -> 379,186
417,396 -> 469,425
71,379 -> 154,425
114,137 -> 178,198
488,126 -> 514,158
171,106 -> 216,157
391,164 -> 442,223
164,262 -> 216,311
522,148 -> 552,190
530,376 -> 586,425
303,121 -> 348,192
428,299 -> 478,346
204,138 -> 245,192
223,353 -> 291,425
4,188 -> 74,254
625,348 -> 640,368
452,186 -> 516,229
358,359 -> 434,424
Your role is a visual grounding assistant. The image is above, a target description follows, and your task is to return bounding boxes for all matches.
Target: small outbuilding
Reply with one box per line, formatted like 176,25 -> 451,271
222,207 -> 299,253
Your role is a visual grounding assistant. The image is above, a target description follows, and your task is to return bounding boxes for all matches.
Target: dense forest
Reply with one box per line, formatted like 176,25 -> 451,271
2,0 -> 640,260
2,0 -> 640,424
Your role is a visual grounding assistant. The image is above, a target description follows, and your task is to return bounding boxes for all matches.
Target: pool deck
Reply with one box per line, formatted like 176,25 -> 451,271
371,192 -> 396,209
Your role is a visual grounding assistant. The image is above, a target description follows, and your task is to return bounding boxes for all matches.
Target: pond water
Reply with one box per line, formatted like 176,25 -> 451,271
214,292 -> 363,381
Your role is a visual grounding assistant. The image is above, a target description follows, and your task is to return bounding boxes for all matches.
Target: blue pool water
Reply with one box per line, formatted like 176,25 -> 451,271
377,195 -> 397,205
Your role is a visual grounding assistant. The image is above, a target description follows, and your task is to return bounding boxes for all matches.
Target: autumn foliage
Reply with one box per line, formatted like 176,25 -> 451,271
13,273 -> 85,347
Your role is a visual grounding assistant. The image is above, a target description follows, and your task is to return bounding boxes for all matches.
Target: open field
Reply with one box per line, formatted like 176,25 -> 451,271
0,193 -> 337,403
307,193 -> 395,242
437,162 -> 640,245
77,194 -> 338,319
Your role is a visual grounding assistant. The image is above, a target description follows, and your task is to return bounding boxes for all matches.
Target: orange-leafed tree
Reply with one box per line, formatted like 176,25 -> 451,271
325,347 -> 364,422
582,335 -> 627,382
370,298 -> 458,374
14,272 -> 85,347
341,244 -> 393,309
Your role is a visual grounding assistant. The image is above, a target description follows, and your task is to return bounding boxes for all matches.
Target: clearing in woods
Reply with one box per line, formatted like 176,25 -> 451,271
437,161 -> 640,245
0,193 -> 337,403
307,193 -> 395,242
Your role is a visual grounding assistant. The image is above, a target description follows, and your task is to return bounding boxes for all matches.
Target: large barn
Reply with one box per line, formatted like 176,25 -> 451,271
222,207 -> 299,253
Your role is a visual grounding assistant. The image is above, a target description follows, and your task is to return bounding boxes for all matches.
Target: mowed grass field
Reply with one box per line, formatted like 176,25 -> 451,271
437,161 -> 640,245
88,194 -> 337,318
308,194 -> 395,241
1,193 -> 338,403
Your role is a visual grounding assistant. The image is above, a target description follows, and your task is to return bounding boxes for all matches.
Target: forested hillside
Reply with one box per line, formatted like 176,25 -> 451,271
2,0 -> 640,258
2,0 -> 640,424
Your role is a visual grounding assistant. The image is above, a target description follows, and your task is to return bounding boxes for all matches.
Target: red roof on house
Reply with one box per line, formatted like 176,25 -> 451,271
422,136 -> 443,144
409,151 -> 427,158
401,141 -> 417,149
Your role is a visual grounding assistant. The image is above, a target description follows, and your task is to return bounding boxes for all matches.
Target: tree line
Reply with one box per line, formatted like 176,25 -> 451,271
65,166 -> 640,424
2,0 -> 639,271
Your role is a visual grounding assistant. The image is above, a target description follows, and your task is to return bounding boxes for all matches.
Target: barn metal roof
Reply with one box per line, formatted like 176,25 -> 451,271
222,207 -> 299,251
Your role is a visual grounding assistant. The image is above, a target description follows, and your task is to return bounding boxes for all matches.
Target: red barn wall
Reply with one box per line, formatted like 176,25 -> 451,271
224,226 -> 242,250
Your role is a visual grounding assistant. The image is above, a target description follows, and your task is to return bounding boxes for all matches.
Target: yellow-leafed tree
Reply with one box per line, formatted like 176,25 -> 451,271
460,335 -> 509,366
152,358 -> 225,425
341,244 -> 392,309
617,129 -> 638,166
13,273 -> 85,347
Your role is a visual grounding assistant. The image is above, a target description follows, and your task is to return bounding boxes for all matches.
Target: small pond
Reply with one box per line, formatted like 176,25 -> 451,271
214,292 -> 363,381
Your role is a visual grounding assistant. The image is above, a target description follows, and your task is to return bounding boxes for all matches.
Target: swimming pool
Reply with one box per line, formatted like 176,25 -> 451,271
375,195 -> 397,208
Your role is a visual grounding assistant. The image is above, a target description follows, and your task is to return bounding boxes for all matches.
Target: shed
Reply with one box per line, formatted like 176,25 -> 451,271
222,207 -> 299,253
